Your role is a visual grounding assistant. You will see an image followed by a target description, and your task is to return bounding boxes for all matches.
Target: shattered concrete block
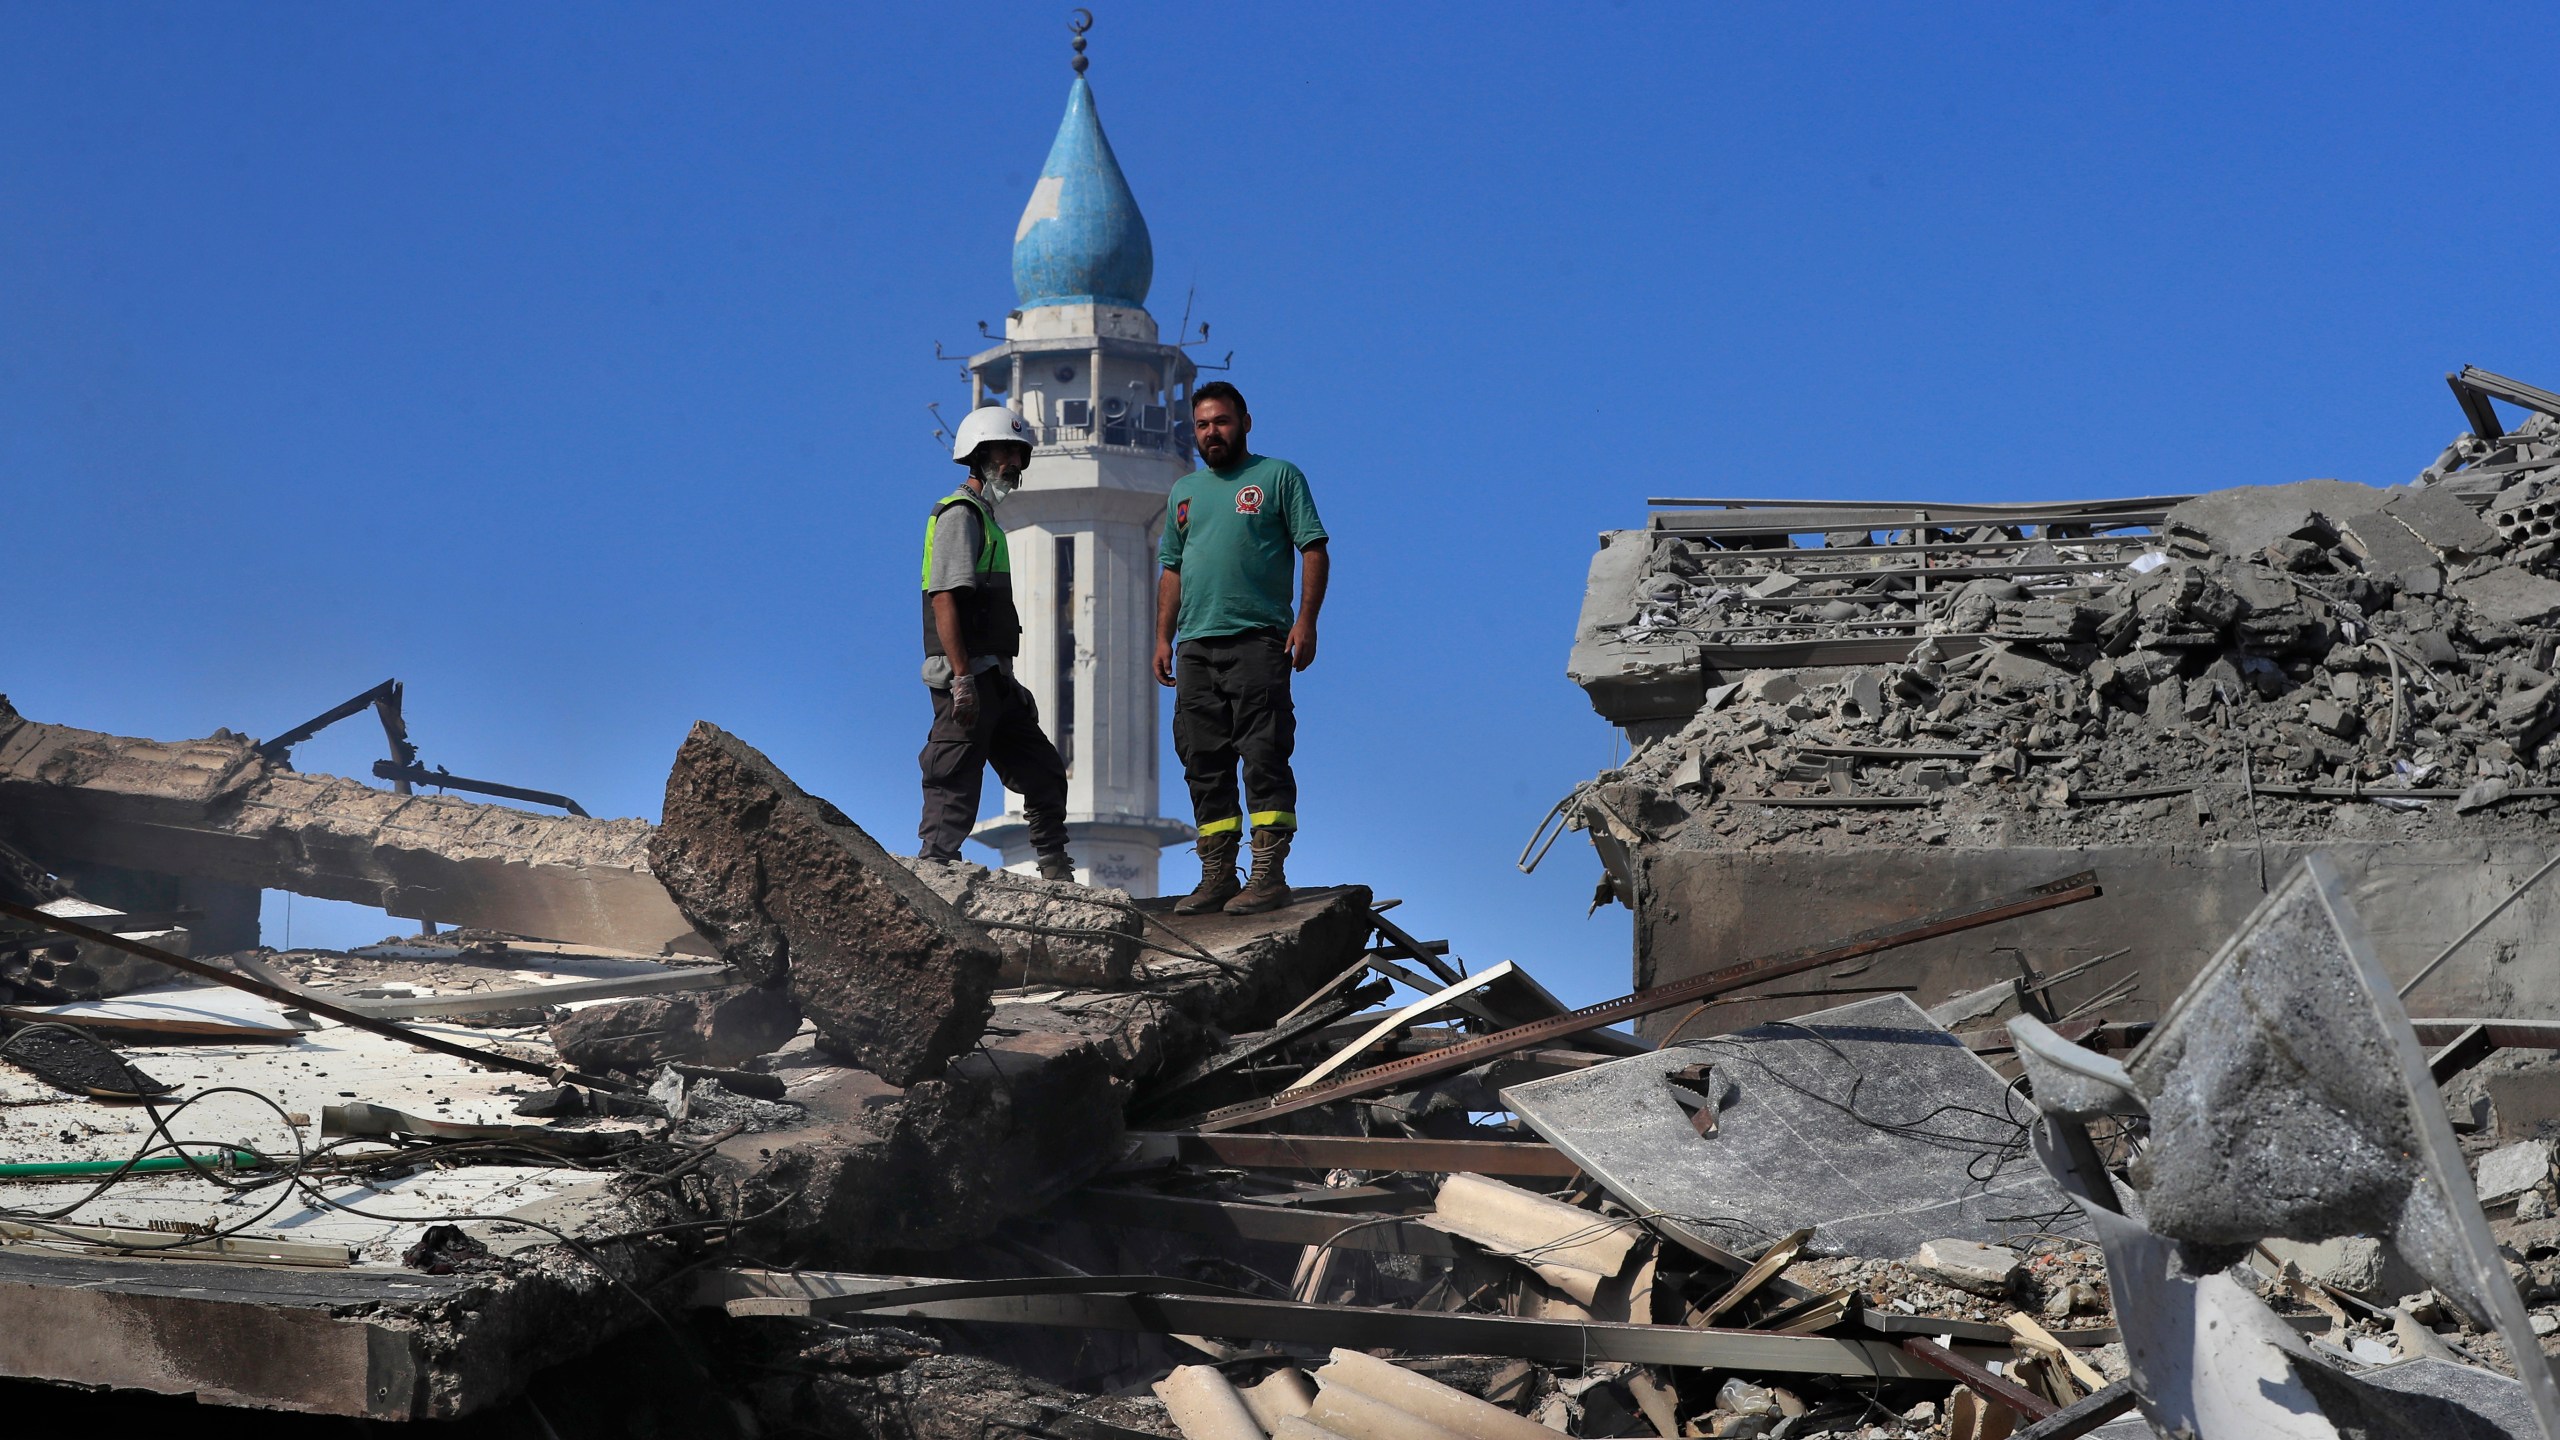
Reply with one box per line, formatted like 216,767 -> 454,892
1842,671 -> 1886,719
2495,680 -> 2557,739
1980,645 -> 2067,692
2105,648 -> 2179,696
1948,579 -> 2023,632
1739,671 -> 1803,705
648,721 -> 1001,1085
2487,1072 -> 2560,1143
547,983 -> 802,1072
2387,487 -> 2502,556
1911,1238 -> 2019,1296
2259,1236 -> 2412,1300
2455,567 -> 2560,626
2476,1140 -> 2552,1205
2338,509 -> 2445,586
2160,478 -> 2389,558
898,859 -> 1139,988
2304,696 -> 2362,739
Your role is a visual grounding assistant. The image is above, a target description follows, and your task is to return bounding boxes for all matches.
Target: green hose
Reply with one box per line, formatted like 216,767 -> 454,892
0,1147 -> 260,1178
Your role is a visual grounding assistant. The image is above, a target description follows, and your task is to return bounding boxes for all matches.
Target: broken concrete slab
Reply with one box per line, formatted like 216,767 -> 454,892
2474,1141 -> 2551,1206
708,885 -> 1374,1259
1502,994 -> 2084,1260
0,697 -> 702,954
2455,567 -> 2560,626
901,859 -> 1140,988
2161,478 -> 2389,559
1910,1239 -> 2019,1297
2349,1357 -> 2542,1440
2337,508 -> 2445,586
2123,859 -> 2522,1298
547,983 -> 802,1073
2388,487 -> 2504,557
2256,1236 -> 2416,1301
648,721 -> 1001,1085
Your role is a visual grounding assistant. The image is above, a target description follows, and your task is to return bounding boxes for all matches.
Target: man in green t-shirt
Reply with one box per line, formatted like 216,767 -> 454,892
1154,381 -> 1330,915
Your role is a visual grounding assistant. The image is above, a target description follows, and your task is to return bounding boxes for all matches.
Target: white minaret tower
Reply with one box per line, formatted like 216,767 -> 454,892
962,21 -> 1194,893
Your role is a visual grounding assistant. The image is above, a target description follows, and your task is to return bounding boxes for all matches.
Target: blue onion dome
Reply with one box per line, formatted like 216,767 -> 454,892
1011,78 -> 1153,310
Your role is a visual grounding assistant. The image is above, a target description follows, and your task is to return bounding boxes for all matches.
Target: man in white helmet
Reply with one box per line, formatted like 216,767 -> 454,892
918,406 -> 1074,881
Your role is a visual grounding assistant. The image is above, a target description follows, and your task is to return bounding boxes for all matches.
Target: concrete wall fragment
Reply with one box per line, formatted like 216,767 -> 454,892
648,720 -> 1001,1085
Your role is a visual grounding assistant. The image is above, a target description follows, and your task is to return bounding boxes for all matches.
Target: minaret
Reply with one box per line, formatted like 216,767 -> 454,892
963,17 -> 1194,893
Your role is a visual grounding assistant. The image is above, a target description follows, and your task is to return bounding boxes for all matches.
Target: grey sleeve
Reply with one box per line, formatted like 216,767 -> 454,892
925,504 -> 982,593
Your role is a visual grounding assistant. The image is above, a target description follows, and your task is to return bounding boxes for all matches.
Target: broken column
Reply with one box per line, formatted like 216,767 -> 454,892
648,721 -> 1001,1085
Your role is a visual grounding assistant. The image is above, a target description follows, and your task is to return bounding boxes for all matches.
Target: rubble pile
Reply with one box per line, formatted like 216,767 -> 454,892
1587,411 -> 2560,858
12,366 -> 2560,1436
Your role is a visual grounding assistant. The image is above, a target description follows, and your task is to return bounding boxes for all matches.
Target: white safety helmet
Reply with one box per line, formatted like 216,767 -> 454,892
952,405 -> 1034,465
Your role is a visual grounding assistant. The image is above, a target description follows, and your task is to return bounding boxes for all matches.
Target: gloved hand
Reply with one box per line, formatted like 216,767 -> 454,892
950,672 -> 981,730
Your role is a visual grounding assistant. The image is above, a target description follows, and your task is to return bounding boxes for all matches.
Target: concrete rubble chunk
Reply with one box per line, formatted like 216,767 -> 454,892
2161,478 -> 2388,559
898,859 -> 1139,987
1980,644 -> 2068,692
546,982 -> 802,1072
1909,1238 -> 2019,1297
2388,486 -> 2503,556
2474,1140 -> 2551,1205
2256,1236 -> 2408,1300
2455,567 -> 2560,626
647,720 -> 1001,1085
2337,508 -> 2445,585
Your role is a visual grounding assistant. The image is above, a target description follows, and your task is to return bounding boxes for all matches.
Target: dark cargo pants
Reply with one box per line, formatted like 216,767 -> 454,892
1174,629 -> 1298,838
918,669 -> 1069,863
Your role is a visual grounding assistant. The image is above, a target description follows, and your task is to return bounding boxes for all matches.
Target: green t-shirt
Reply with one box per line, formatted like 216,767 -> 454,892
1158,454 -> 1328,639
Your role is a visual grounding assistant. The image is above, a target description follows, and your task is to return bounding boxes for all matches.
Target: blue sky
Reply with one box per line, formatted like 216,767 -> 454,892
5,4 -> 2557,1004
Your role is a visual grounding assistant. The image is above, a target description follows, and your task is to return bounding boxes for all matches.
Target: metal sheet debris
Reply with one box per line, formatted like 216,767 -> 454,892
1504,994 -> 2085,1260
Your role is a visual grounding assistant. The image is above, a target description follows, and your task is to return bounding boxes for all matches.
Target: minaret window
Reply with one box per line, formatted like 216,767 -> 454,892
1054,534 -> 1078,773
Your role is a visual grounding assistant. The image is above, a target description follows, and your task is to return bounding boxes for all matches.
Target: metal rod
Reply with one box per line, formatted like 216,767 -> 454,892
1366,908 -> 1466,987
256,678 -> 402,762
371,761 -> 590,817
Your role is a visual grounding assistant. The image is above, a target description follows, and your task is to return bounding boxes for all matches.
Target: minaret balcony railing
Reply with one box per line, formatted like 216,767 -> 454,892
1035,423 -> 1186,459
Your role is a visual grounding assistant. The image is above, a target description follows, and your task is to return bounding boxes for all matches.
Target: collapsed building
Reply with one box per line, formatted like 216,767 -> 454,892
1565,365 -> 2560,1036
2,369 -> 2560,1440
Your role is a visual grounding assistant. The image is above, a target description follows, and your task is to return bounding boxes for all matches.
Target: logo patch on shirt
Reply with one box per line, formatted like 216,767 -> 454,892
1174,498 -> 1190,530
1235,485 -> 1265,515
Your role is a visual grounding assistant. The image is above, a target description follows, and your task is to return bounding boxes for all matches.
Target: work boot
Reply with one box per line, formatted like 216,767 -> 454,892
1036,851 -> 1077,883
1224,828 -> 1293,915
1174,831 -> 1242,915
